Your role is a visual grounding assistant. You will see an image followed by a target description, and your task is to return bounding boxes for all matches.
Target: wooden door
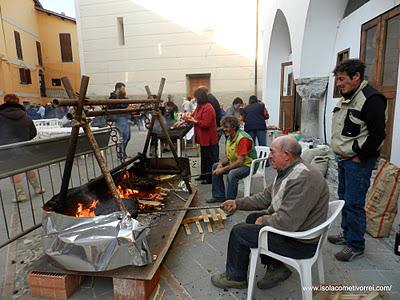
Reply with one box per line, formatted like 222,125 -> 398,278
279,62 -> 295,131
187,74 -> 210,98
360,6 -> 400,159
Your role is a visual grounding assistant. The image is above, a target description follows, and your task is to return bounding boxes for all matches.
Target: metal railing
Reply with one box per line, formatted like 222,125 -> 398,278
0,130 -> 118,249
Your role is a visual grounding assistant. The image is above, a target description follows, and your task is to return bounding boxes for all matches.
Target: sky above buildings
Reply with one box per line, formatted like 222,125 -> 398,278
40,0 -> 76,18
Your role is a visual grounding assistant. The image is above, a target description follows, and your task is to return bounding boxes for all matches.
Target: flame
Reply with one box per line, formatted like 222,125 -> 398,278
117,185 -> 140,199
75,199 -> 99,217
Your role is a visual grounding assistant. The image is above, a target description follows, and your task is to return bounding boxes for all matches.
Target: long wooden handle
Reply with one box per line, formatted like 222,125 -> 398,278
142,205 -> 223,214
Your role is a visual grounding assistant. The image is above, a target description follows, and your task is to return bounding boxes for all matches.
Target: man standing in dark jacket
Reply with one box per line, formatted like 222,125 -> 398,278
109,82 -> 130,161
328,59 -> 387,262
0,94 -> 45,201
242,95 -> 269,146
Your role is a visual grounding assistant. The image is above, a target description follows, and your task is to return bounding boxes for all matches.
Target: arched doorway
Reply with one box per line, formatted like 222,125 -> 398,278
264,9 -> 294,130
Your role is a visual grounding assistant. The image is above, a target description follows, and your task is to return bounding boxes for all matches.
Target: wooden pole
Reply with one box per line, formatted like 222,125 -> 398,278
58,76 -> 88,205
82,120 -> 127,212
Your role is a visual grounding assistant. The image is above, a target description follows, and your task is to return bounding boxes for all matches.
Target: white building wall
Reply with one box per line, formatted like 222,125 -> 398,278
76,0 -> 263,106
262,0 -> 400,165
299,0 -> 347,78
324,0 -> 400,165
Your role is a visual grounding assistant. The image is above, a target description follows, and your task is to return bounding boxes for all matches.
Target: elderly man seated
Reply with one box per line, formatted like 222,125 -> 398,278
207,116 -> 257,203
211,135 -> 329,290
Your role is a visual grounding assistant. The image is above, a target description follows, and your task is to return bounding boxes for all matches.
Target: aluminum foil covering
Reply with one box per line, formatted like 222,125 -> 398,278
42,210 -> 152,272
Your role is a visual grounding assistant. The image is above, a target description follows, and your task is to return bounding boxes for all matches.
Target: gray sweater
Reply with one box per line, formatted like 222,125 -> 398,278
236,159 -> 329,241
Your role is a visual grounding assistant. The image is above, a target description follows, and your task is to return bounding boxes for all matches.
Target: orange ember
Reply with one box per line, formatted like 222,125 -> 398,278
117,185 -> 140,199
75,199 -> 99,217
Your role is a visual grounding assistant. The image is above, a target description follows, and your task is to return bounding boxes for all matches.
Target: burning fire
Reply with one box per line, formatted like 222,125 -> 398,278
71,171 -> 168,217
75,199 -> 99,217
117,185 -> 139,199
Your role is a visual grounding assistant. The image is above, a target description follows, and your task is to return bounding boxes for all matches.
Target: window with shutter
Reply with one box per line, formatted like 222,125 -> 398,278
26,69 -> 32,84
14,31 -> 23,60
117,17 -> 125,46
19,68 -> 25,83
19,68 -> 32,84
59,33 -> 73,62
36,41 -> 43,66
333,48 -> 350,98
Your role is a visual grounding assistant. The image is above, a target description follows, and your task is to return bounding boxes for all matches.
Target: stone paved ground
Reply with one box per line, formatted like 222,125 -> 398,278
1,126 -> 399,300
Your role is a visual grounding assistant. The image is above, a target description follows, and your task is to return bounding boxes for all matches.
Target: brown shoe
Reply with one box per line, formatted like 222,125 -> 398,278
211,272 -> 247,290
257,264 -> 292,290
328,233 -> 347,245
335,246 -> 363,262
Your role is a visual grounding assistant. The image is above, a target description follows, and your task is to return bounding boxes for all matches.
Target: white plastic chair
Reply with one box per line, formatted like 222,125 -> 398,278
242,146 -> 270,197
247,200 -> 345,300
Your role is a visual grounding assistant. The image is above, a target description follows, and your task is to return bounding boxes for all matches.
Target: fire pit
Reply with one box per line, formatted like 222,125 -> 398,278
42,156 -> 191,272
30,76 -> 196,299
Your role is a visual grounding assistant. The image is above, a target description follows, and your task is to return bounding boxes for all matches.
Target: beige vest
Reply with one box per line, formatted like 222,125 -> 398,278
331,80 -> 372,158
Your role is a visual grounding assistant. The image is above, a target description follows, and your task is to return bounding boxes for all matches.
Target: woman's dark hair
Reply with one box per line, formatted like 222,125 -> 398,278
232,97 -> 243,106
333,59 -> 366,80
194,87 -> 209,106
4,94 -> 20,104
221,116 -> 240,131
249,95 -> 258,104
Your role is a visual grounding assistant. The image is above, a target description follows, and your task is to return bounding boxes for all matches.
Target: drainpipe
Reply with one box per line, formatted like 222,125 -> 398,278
254,0 -> 259,96
0,3 -> 10,96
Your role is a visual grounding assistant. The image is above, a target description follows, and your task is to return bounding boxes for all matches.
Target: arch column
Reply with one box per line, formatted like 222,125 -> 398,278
294,76 -> 328,139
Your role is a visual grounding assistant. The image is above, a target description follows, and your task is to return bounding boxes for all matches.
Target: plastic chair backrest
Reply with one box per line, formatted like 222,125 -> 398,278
255,146 -> 270,173
259,200 -> 344,248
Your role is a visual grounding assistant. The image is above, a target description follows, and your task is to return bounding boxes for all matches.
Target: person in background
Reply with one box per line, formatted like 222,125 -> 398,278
207,116 -> 257,203
225,97 -> 244,119
207,92 -> 222,135
91,105 -> 107,128
0,94 -> 45,202
220,102 -> 226,118
182,96 -> 194,113
190,96 -> 197,111
328,59 -> 387,262
161,101 -> 179,152
242,95 -> 269,146
187,87 -> 219,184
109,82 -> 130,160
167,94 -> 179,114
26,105 -> 42,120
37,104 -> 45,118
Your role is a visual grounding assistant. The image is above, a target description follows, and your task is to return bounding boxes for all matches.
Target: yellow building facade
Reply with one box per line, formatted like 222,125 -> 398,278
0,0 -> 80,104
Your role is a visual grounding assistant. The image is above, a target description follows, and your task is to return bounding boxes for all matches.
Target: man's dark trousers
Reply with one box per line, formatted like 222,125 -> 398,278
226,213 -> 318,281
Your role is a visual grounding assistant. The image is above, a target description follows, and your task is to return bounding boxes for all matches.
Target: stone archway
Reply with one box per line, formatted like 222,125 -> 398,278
264,9 -> 292,128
